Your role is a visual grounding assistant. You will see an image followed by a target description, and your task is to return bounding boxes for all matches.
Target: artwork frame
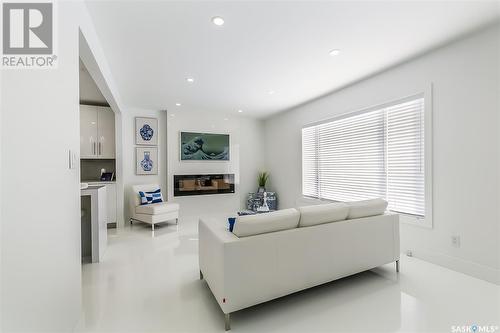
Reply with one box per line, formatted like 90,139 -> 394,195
135,117 -> 158,146
136,147 -> 158,175
180,131 -> 230,161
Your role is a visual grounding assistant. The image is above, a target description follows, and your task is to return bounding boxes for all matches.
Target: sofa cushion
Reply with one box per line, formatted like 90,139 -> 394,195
298,202 -> 349,227
135,202 -> 180,215
347,198 -> 388,219
232,208 -> 300,237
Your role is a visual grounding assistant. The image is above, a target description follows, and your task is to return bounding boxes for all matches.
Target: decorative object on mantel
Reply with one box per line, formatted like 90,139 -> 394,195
246,192 -> 277,212
180,131 -> 230,161
257,171 -> 269,193
135,117 -> 158,146
136,147 -> 158,175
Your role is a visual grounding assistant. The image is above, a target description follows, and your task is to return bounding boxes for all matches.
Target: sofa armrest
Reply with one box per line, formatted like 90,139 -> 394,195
198,218 -> 238,313
389,213 -> 400,260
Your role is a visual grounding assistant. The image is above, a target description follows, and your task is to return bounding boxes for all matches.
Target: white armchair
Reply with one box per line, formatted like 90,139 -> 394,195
130,184 -> 180,231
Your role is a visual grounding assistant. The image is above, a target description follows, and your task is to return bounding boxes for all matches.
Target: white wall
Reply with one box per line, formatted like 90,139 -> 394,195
1,2 -> 84,331
122,109 -> 168,222
79,61 -> 107,105
263,24 -> 500,284
0,40 -> 3,333
1,1 -> 126,330
79,5 -> 128,228
167,111 -> 265,218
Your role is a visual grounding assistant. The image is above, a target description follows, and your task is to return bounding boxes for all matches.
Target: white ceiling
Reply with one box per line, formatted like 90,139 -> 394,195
85,1 -> 500,118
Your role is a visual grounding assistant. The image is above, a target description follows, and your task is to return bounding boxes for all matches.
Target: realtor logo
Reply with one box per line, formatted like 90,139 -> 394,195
3,2 -> 53,54
2,2 -> 57,68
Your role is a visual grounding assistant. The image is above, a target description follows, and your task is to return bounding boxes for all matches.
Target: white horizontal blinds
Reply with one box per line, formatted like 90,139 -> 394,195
302,126 -> 319,197
302,96 -> 425,217
310,109 -> 386,201
386,98 -> 425,216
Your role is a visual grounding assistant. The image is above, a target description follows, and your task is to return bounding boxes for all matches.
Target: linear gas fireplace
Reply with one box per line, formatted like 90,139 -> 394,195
174,174 -> 235,197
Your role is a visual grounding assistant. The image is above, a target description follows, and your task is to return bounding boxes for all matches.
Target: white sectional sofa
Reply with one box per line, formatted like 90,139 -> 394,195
198,199 -> 400,330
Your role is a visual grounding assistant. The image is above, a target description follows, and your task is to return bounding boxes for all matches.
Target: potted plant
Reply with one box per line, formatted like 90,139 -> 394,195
257,171 -> 269,193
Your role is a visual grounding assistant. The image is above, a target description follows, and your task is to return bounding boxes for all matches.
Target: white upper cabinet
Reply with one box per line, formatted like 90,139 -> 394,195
80,105 -> 115,159
80,105 -> 98,158
97,107 -> 116,159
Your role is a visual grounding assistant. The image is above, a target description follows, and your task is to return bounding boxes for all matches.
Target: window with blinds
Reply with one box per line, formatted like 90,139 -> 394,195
302,97 -> 425,217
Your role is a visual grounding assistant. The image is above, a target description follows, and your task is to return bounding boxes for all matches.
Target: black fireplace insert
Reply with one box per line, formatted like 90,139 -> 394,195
174,174 -> 235,197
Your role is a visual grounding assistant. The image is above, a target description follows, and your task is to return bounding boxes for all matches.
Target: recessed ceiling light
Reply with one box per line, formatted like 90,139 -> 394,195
186,78 -> 194,83
212,16 -> 224,26
268,90 -> 275,95
238,109 -> 243,113
329,49 -> 340,56
170,114 -> 175,117
175,103 -> 181,106
224,118 -> 229,121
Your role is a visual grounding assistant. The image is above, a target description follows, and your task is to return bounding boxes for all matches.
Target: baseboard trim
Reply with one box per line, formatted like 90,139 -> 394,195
406,249 -> 500,285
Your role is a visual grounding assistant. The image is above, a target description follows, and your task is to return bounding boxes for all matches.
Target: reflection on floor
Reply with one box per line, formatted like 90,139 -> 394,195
75,216 -> 500,333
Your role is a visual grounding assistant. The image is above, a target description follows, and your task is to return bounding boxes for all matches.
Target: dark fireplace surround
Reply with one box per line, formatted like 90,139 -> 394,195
174,174 -> 235,197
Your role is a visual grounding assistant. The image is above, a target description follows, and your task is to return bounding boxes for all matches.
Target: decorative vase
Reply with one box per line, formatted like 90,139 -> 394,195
140,124 -> 154,141
141,152 -> 153,172
258,186 -> 266,193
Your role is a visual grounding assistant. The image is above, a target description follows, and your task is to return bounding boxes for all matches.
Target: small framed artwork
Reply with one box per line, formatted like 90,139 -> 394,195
136,117 -> 158,145
136,147 -> 158,175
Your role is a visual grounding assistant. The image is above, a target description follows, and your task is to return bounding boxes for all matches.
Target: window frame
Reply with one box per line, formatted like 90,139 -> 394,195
301,85 -> 433,228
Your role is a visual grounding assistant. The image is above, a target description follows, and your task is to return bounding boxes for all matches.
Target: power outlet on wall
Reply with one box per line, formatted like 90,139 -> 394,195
451,235 -> 461,248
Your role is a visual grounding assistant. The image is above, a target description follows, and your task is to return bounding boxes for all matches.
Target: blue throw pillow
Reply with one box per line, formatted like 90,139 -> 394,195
139,189 -> 163,205
228,217 -> 236,232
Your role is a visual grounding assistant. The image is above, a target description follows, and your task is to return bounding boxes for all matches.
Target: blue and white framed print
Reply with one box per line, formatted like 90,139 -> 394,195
136,147 -> 158,175
135,117 -> 158,145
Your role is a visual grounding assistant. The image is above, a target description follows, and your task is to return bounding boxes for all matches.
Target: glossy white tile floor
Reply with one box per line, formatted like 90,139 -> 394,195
76,217 -> 500,333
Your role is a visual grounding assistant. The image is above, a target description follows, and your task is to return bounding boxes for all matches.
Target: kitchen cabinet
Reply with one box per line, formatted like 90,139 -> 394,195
80,105 -> 98,158
96,107 -> 115,159
88,182 -> 117,225
81,185 -> 107,263
80,105 -> 115,159
105,183 -> 117,224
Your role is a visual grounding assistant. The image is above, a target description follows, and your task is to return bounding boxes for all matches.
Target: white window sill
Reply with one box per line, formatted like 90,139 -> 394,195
397,212 -> 433,229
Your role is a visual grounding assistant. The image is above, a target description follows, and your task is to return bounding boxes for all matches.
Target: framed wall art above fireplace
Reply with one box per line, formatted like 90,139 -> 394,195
180,132 -> 230,161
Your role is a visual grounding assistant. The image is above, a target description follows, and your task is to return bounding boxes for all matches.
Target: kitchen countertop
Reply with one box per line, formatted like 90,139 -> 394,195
81,180 -> 116,184
81,185 -> 106,190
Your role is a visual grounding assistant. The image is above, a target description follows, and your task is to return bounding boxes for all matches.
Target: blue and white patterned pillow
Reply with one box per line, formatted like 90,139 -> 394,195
139,189 -> 163,205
